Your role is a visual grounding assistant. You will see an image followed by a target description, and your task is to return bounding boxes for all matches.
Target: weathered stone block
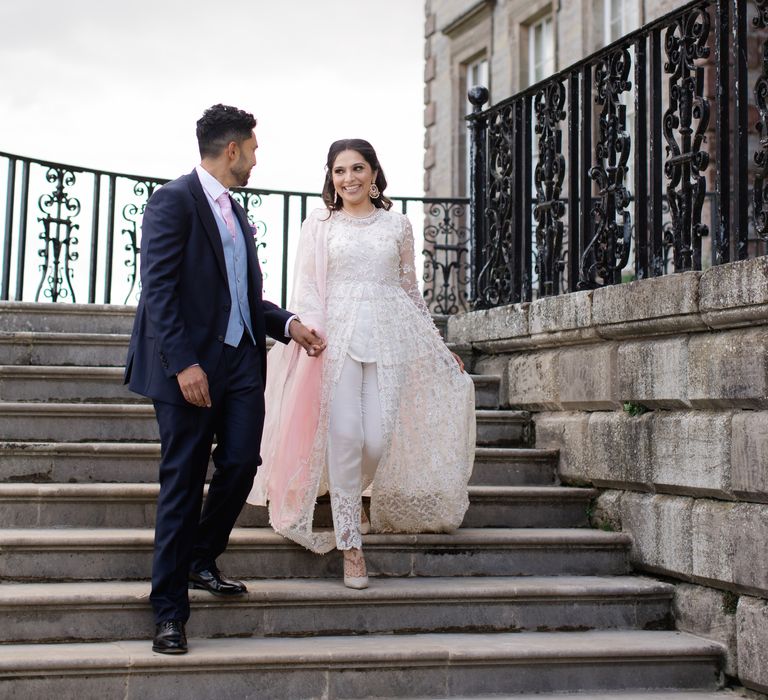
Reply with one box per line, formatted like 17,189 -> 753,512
621,492 -> 658,569
692,499 -> 737,587
700,256 -> 768,329
737,595 -> 768,694
674,583 -> 738,676
507,350 -> 559,409
654,495 -> 693,578
533,411 -> 591,485
590,489 -> 623,531
592,271 -> 705,338
586,412 -> 652,488
732,411 -> 768,502
688,328 -> 768,408
617,337 -> 690,408
446,303 -> 528,346
651,411 -> 733,498
556,344 -> 620,410
528,290 -> 596,346
732,503 -> 768,595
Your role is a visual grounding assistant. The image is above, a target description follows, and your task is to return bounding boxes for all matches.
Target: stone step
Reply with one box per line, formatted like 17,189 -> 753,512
0,301 -> 137,335
0,365 -> 500,408
0,528 -> 630,581
472,374 -> 500,409
0,331 -> 130,367
0,365 -> 137,403
0,631 -> 723,697
0,483 -> 596,529
0,404 -> 531,446
0,576 -> 674,644
0,442 -> 162,483
0,442 -> 558,486
0,402 -> 159,442
469,447 -> 558,486
449,694 -> 738,699
475,409 -> 532,446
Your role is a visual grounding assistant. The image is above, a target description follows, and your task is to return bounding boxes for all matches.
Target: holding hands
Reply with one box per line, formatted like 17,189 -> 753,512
289,318 -> 327,357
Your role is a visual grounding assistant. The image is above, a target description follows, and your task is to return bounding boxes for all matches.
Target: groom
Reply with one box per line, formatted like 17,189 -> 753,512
125,104 -> 324,654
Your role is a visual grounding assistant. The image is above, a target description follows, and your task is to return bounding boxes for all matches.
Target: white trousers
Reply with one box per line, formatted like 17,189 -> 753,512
327,354 -> 384,550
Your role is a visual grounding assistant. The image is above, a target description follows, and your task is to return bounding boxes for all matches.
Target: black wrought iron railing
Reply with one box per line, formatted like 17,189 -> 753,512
0,151 -> 469,314
468,0 -> 768,308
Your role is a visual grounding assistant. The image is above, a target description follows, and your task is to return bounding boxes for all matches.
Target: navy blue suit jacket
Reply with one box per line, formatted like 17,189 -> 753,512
124,170 -> 292,405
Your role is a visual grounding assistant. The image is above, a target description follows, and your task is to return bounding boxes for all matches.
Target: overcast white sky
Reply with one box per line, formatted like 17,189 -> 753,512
0,0 -> 426,196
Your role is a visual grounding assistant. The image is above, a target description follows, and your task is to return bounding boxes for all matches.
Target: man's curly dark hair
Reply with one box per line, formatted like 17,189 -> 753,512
196,104 -> 257,159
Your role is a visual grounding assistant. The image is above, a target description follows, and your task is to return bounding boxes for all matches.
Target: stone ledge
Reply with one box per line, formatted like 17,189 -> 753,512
592,272 -> 706,339
447,257 -> 768,351
447,302 -> 528,346
700,257 -> 768,330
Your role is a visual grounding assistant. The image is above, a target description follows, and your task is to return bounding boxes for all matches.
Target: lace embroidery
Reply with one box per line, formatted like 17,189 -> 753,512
268,208 -> 476,553
330,490 -> 363,550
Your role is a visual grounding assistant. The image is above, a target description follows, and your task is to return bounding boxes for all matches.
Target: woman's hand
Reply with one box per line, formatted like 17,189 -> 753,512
451,351 -> 465,373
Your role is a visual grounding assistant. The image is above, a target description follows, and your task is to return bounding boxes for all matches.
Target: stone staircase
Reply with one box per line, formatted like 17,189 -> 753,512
0,301 -> 733,698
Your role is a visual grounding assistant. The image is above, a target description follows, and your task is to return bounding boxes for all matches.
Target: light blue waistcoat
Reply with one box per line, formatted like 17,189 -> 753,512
212,205 -> 255,347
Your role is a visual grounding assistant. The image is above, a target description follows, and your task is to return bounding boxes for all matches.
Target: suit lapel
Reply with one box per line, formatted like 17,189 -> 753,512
187,170 -> 228,282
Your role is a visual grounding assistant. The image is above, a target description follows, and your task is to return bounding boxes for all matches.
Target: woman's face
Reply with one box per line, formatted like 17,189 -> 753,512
331,150 -> 377,208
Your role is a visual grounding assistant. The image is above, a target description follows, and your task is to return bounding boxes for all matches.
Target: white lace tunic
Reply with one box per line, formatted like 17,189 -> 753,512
255,207 -> 476,553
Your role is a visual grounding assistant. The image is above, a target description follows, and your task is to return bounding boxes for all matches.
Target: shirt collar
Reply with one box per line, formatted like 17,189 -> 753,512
195,164 -> 229,201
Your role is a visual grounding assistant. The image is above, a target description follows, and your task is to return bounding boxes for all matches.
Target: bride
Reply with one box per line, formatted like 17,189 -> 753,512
247,139 -> 475,588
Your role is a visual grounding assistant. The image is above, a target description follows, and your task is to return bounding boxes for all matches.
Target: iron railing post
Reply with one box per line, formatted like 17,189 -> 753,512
467,86 -> 489,307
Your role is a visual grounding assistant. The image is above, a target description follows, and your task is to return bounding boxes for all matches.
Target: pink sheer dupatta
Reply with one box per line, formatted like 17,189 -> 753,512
247,211 -> 328,533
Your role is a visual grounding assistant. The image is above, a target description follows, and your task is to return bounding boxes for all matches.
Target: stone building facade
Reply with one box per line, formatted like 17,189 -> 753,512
423,0 -> 729,199
432,0 -> 768,694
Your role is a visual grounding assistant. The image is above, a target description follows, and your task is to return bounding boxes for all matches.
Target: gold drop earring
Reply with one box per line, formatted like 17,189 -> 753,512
369,182 -> 380,199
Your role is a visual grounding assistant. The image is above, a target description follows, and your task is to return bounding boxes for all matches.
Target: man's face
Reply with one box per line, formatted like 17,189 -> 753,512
231,131 -> 257,187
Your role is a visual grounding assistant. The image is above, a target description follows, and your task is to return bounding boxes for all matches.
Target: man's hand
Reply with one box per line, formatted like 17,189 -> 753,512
177,365 -> 211,407
451,351 -> 465,373
289,319 -> 327,357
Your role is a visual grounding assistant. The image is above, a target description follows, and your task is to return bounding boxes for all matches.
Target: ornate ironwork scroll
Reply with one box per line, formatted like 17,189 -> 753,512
476,104 -> 516,307
533,80 -> 567,296
231,190 -> 268,268
580,48 -> 633,288
422,201 -> 470,314
662,6 -> 711,271
121,179 -> 161,303
753,0 -> 768,240
35,167 -> 80,302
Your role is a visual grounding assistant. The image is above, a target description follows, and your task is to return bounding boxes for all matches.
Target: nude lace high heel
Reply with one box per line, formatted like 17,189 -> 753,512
343,548 -> 369,589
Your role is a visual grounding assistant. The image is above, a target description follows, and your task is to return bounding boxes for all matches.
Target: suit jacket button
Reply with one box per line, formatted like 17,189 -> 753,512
218,335 -> 225,342
223,304 -> 231,312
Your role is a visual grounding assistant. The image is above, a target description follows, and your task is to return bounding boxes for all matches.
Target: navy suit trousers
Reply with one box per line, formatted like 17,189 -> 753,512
150,337 -> 264,624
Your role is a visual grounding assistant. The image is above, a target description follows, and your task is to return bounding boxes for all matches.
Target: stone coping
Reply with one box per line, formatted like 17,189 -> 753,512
448,257 -> 768,350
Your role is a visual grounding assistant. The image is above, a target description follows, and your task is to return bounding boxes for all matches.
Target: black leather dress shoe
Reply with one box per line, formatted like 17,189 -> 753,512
189,567 -> 247,596
152,620 -> 187,654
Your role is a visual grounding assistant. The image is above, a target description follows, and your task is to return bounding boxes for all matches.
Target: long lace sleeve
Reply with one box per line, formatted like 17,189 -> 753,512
398,215 -> 442,337
290,212 -> 325,334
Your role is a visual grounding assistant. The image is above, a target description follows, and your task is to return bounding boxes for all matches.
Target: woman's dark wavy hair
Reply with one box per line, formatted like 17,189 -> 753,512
321,139 -> 393,211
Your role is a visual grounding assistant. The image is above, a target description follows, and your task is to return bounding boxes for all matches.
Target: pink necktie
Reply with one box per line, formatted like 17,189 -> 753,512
216,192 -> 237,241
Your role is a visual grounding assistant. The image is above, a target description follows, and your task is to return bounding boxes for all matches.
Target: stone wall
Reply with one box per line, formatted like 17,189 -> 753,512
447,256 -> 768,694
